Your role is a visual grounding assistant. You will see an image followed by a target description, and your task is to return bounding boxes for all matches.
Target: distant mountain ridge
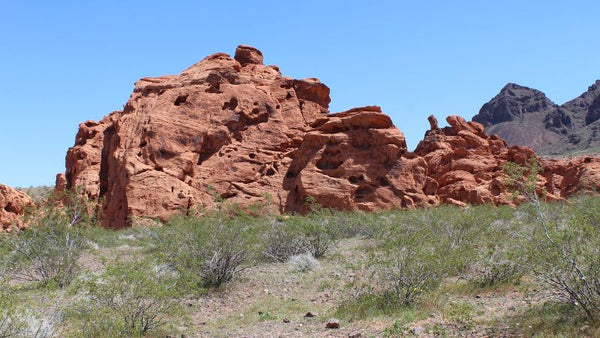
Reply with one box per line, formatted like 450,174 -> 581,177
472,80 -> 600,155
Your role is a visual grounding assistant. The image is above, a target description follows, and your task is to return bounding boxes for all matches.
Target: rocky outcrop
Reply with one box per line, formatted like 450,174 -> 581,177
58,46 -> 600,228
563,80 -> 600,126
0,184 -> 33,232
473,81 -> 600,155
285,106 -> 435,213
416,115 -> 600,205
542,156 -> 600,198
415,115 -> 536,206
62,45 -> 332,228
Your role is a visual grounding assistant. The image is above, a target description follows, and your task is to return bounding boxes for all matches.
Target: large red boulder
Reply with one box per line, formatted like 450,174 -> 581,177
62,46 -> 332,228
0,184 -> 33,232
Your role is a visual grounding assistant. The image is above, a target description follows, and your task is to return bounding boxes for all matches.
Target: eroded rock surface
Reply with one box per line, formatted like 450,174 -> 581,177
59,46 -> 600,228
0,184 -> 33,232
415,115 -> 600,205
285,106 -> 435,213
63,46 -> 333,227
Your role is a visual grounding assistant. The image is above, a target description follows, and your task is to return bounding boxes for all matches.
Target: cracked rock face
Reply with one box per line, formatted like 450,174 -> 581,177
59,46 -> 600,228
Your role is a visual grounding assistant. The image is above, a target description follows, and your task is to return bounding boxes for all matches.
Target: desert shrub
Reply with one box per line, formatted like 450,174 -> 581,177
374,249 -> 445,306
377,206 -> 476,275
52,188 -> 100,227
66,260 -> 180,337
470,250 -> 522,287
339,219 -> 447,317
263,214 -> 338,261
529,207 -> 600,322
569,194 -> 600,229
152,215 -> 256,290
201,239 -> 248,288
504,160 -> 600,322
299,217 -> 338,258
337,204 -> 519,319
5,221 -> 84,288
262,219 -> 309,262
0,285 -> 26,337
289,253 -> 319,272
468,217 -> 527,286
323,210 -> 376,239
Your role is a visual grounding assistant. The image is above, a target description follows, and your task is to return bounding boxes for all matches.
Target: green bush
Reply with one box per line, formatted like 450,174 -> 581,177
262,219 -> 309,262
5,222 -> 84,288
0,284 -> 26,337
66,260 -> 180,337
503,160 -> 600,323
374,249 -> 445,307
262,214 -> 338,261
529,202 -> 600,322
468,218 -> 526,287
151,215 -> 257,290
300,216 -> 338,258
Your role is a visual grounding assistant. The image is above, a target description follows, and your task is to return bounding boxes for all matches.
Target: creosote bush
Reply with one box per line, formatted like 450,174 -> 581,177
504,158 -> 600,323
376,252 -> 444,306
262,213 -> 338,262
262,219 -> 309,262
151,214 -> 258,290
66,260 -> 180,337
6,220 -> 84,288
0,284 -> 26,337
528,201 -> 600,322
470,243 -> 523,287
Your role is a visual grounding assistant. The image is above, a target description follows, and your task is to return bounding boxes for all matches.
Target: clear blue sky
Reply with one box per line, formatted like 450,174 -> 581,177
1,1 -> 599,187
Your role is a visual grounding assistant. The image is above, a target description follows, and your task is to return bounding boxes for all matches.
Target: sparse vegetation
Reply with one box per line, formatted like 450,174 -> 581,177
64,260 -> 181,337
2,187 -> 600,336
4,212 -> 85,287
0,286 -> 26,337
149,213 -> 258,290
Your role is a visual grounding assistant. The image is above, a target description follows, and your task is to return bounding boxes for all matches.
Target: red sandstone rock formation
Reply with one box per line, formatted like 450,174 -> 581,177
415,115 -> 531,206
0,184 -> 33,232
63,46 -> 332,228
58,45 -> 600,228
542,156 -> 600,198
285,106 -> 436,212
415,115 -> 600,206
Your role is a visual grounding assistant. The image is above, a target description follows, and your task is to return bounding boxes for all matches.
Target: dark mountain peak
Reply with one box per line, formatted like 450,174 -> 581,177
562,80 -> 600,125
564,80 -> 600,106
501,82 -> 532,92
472,80 -> 600,155
498,83 -> 549,99
472,83 -> 556,126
